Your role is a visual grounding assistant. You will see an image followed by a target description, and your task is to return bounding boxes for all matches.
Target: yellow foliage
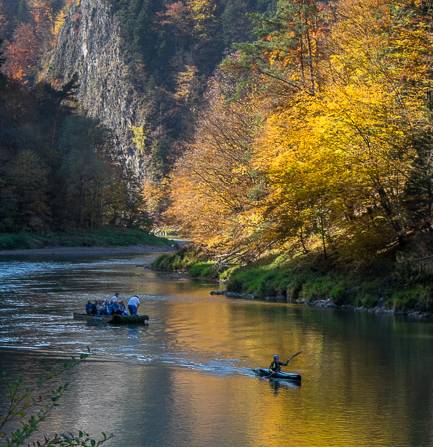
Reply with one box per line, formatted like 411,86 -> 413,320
131,126 -> 147,154
168,0 -> 433,263
53,10 -> 66,40
251,0 -> 432,258
185,0 -> 216,38
141,178 -> 170,224
167,80 -> 264,257
174,65 -> 198,101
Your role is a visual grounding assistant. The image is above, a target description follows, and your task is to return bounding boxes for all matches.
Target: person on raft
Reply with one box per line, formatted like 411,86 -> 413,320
127,295 -> 140,316
110,292 -> 120,304
86,300 -> 96,315
269,355 -> 288,372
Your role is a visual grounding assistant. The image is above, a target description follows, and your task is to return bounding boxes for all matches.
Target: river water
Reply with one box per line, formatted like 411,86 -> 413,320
0,250 -> 433,447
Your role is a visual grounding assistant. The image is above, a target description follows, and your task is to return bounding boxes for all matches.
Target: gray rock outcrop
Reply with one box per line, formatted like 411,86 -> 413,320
48,0 -> 148,175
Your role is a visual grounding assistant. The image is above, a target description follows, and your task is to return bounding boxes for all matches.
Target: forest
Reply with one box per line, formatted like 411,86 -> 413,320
0,56 -> 148,233
0,0 -> 275,233
1,0 -> 433,289
0,0 -> 151,233
167,0 -> 433,274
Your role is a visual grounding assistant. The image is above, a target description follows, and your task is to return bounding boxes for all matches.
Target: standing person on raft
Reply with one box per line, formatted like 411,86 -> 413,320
127,295 -> 140,316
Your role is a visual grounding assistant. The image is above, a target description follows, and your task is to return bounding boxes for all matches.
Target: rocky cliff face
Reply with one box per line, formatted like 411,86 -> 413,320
48,0 -> 148,175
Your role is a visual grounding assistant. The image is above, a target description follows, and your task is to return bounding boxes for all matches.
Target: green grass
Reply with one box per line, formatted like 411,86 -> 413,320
151,251 -> 221,279
226,266 -> 300,298
225,263 -> 433,313
151,250 -> 196,271
187,262 -> 220,279
151,245 -> 433,315
0,228 -> 173,250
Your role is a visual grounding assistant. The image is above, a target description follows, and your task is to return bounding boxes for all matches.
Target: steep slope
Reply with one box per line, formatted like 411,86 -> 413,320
48,0 -> 147,175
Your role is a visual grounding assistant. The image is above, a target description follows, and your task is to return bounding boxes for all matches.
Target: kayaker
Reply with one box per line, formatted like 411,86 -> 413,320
127,295 -> 140,316
269,355 -> 287,373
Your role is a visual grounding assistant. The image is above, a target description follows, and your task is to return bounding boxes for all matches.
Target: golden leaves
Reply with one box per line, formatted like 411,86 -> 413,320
174,65 -> 198,101
168,0 -> 433,263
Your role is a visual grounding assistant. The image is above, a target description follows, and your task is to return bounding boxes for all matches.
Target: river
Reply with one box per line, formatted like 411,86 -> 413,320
0,249 -> 432,447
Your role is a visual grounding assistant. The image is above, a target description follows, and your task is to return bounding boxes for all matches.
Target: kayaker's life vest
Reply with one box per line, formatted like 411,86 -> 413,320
269,361 -> 282,372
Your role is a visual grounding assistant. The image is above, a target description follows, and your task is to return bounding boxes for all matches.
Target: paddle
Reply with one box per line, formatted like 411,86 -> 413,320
267,350 -> 302,377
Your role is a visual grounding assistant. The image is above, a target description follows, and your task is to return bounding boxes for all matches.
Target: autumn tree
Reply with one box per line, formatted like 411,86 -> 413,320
321,0 -> 433,257
185,0 -> 216,39
157,1 -> 191,52
167,67 -> 265,260
251,0 -> 433,262
1,0 -> 55,83
168,0 -> 433,267
28,0 -> 54,55
225,0 -> 329,103
2,22 -> 38,83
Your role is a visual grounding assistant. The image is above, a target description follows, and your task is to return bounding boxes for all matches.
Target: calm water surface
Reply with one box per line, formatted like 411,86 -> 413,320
0,250 -> 433,447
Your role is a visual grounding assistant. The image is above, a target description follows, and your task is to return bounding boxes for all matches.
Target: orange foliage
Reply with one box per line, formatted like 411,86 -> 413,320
169,0 -> 433,264
1,0 -> 54,83
157,1 -> 191,34
2,23 -> 38,83
167,74 -> 264,258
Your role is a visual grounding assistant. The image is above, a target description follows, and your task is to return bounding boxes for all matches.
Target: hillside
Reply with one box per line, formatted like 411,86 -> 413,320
2,0 -> 433,315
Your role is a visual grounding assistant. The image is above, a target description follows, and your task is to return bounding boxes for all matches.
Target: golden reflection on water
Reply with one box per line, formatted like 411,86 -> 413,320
1,254 -> 433,447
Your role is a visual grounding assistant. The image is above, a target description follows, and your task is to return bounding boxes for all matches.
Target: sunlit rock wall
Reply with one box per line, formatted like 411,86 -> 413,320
48,0 -> 148,176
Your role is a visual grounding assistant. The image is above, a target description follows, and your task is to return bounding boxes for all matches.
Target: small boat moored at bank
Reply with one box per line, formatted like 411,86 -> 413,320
73,312 -> 149,325
253,367 -> 302,383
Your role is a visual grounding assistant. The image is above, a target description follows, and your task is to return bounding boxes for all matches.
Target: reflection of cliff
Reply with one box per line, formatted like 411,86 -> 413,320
48,0 -> 148,175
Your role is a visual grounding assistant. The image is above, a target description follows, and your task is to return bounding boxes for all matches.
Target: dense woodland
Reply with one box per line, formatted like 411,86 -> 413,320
0,0 -> 275,232
167,0 -> 433,274
0,67 -> 149,232
1,0 -> 433,278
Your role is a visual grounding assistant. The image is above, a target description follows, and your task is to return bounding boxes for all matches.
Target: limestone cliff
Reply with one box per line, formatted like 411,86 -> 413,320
48,0 -> 148,176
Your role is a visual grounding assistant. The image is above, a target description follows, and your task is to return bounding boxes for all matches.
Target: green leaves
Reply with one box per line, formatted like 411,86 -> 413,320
1,350 -> 113,447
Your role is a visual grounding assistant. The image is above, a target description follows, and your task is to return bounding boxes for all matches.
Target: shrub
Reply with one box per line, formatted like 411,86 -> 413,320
188,262 -> 219,278
151,253 -> 174,270
389,285 -> 430,312
361,294 -> 379,308
0,349 -> 112,447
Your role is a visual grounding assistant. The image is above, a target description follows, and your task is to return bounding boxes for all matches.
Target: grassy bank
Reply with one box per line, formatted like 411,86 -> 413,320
151,249 -> 234,280
225,264 -> 431,313
0,228 -> 173,251
151,248 -> 433,315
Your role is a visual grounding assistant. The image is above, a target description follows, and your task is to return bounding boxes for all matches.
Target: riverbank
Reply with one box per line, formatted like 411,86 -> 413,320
0,244 -> 175,257
151,247 -> 433,319
0,228 -> 174,252
210,290 -> 433,320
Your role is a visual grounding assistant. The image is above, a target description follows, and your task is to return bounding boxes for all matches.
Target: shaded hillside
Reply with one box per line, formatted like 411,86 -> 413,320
0,69 -> 149,232
0,0 -> 277,228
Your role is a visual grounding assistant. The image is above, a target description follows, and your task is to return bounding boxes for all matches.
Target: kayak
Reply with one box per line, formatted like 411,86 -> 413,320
73,312 -> 149,325
253,368 -> 302,383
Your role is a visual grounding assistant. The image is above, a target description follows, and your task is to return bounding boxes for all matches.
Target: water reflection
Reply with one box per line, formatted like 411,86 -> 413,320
0,252 -> 433,446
